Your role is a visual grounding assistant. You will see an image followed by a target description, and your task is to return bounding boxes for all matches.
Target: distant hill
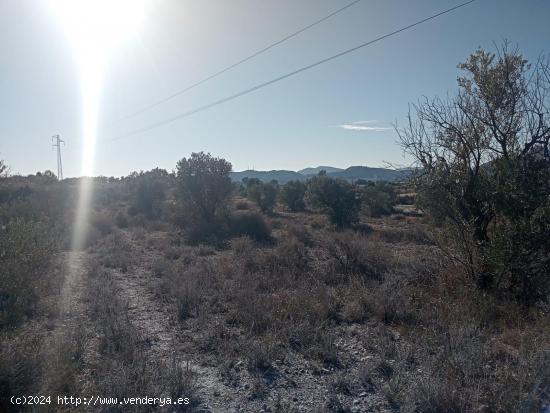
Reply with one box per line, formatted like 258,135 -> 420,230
298,166 -> 344,175
230,170 -> 306,184
231,166 -> 411,184
329,166 -> 411,182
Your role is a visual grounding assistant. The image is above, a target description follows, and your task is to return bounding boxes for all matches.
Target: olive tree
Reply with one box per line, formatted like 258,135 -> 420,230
175,153 -> 233,241
305,173 -> 360,228
247,180 -> 278,214
398,43 -> 550,304
280,180 -> 307,212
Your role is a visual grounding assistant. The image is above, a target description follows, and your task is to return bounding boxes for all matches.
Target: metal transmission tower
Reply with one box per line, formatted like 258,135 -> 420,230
52,135 -> 65,180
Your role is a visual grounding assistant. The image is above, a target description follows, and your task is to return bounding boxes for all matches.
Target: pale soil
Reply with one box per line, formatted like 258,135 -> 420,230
85,229 -> 395,413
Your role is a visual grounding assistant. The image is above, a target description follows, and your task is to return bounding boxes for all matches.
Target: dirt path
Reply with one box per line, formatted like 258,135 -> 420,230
111,231 -> 394,413
39,251 -> 100,408
107,231 -> 241,412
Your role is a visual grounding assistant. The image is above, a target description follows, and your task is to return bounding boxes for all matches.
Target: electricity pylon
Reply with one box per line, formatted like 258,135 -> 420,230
52,135 -> 65,180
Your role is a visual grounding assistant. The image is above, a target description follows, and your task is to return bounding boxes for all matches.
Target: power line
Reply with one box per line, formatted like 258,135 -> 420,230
109,0 -> 363,125
108,0 -> 477,142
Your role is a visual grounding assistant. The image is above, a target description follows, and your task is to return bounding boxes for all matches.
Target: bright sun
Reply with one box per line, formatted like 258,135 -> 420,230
50,0 -> 145,47
49,0 -> 146,250
49,0 -> 146,176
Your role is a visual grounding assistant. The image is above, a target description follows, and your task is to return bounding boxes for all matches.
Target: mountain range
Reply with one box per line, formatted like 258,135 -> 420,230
230,166 -> 411,184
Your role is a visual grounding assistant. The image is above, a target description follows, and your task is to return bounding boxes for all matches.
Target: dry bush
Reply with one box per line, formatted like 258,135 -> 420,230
164,245 -> 184,260
283,221 -> 316,247
371,225 -> 430,245
94,232 -> 135,273
235,200 -> 250,210
153,209 -> 549,411
157,258 -> 215,321
230,236 -> 253,257
90,210 -> 115,236
151,256 -> 172,277
115,210 -> 129,228
229,211 -> 272,242
87,265 -> 140,359
40,326 -> 85,397
323,232 -> 390,282
367,258 -> 550,412
0,335 -> 42,411
87,263 -> 198,410
0,218 -> 57,327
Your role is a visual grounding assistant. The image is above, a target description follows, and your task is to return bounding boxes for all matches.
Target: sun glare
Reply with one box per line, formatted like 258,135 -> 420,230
50,0 -> 145,175
49,0 -> 145,249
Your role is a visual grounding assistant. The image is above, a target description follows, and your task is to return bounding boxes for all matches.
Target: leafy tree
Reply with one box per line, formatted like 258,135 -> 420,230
305,174 -> 360,228
31,170 -> 57,184
247,180 -> 278,214
398,43 -> 550,304
243,177 -> 261,189
280,180 -> 307,211
175,152 -> 233,222
128,168 -> 171,219
361,182 -> 396,217
0,159 -> 8,178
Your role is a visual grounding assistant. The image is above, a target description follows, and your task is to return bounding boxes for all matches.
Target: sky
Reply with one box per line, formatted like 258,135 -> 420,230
0,0 -> 549,177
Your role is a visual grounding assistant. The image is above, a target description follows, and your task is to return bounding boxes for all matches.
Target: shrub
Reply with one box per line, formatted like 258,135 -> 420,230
231,236 -> 253,256
229,211 -> 272,242
235,200 -> 249,210
176,152 -> 232,221
0,335 -> 42,410
247,181 -> 278,214
280,180 -> 307,212
0,219 -> 56,327
325,232 -> 389,281
361,182 -> 396,217
127,168 -> 169,219
90,211 -> 114,236
175,153 -> 232,243
305,174 -> 360,228
115,210 -> 129,228
183,215 -> 229,245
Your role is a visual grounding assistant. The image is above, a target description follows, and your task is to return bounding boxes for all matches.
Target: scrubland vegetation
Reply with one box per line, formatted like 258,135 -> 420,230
1,45 -> 549,412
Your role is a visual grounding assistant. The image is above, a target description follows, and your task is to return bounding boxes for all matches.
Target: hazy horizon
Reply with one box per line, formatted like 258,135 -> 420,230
7,161 -> 405,179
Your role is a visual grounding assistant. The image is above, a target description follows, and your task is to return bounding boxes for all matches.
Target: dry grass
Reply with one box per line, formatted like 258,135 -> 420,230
148,209 -> 550,410
1,173 -> 548,411
86,263 -> 199,411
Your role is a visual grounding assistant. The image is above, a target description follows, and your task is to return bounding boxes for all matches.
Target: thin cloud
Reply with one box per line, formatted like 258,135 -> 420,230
338,120 -> 392,132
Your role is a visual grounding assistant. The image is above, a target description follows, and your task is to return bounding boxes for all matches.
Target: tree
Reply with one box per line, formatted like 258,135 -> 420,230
305,174 -> 360,228
280,180 -> 307,212
247,180 -> 278,214
361,181 -> 396,217
128,168 -> 171,219
398,43 -> 550,304
0,159 -> 8,178
175,152 -> 233,222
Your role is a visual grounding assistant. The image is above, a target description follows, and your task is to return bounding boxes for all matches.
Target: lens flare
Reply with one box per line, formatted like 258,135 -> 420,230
49,0 -> 145,249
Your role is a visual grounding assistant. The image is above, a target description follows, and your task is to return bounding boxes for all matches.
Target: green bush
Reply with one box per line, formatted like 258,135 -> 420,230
229,211 -> 272,242
280,180 -> 307,212
175,152 -> 233,243
361,182 -> 396,217
305,174 -> 360,228
247,181 -> 278,214
127,168 -> 170,219
176,152 -> 232,220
